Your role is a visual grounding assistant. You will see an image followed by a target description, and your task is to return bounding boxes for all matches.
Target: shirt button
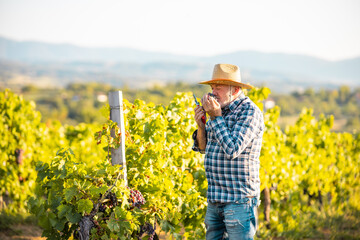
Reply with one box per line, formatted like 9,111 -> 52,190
206,168 -> 210,171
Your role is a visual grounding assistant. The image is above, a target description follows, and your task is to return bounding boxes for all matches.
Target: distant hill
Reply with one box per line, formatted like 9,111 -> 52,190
0,36 -> 359,93
0,36 -> 196,63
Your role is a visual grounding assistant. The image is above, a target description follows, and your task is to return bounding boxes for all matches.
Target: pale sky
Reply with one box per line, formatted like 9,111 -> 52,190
0,0 -> 359,61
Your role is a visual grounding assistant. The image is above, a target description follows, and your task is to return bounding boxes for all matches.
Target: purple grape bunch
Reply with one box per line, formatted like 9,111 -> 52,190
107,192 -> 118,207
129,189 -> 146,208
98,192 -> 118,212
138,222 -> 158,240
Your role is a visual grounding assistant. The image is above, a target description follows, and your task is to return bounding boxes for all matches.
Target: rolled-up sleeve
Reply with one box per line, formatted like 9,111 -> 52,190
191,129 -> 205,154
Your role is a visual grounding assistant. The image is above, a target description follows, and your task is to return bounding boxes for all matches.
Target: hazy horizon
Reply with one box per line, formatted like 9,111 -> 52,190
1,0 -> 359,62
1,35 -> 360,63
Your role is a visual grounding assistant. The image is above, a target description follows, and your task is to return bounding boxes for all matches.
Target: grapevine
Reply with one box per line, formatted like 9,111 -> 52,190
1,89 -> 359,239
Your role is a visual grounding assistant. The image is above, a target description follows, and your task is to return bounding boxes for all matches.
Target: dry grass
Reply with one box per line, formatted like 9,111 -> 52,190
0,224 -> 45,240
0,223 -> 170,240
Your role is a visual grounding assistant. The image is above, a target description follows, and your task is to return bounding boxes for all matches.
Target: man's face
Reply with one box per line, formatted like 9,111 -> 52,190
210,84 -> 233,108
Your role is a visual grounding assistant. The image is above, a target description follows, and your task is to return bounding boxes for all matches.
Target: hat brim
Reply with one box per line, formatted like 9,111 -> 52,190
199,79 -> 253,89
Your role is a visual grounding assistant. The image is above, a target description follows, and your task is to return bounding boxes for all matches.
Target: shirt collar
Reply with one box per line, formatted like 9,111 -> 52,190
222,92 -> 247,113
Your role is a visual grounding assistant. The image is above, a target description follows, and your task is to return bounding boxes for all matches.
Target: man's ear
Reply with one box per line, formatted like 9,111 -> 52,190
233,86 -> 241,95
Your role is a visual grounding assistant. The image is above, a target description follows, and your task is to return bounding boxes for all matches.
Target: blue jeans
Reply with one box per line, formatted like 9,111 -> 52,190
205,198 -> 259,240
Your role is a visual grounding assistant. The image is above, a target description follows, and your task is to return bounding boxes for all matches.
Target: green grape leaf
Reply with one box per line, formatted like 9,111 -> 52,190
64,186 -> 78,202
77,199 -> 93,215
38,214 -> 51,229
90,185 -> 108,197
57,204 -> 72,218
54,218 -> 67,231
107,217 -> 120,232
66,211 -> 82,224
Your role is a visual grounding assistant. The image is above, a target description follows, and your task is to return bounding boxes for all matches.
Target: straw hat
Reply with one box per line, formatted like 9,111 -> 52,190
199,63 -> 252,89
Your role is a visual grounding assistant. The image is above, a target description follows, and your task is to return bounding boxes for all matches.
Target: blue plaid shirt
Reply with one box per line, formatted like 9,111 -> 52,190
193,93 -> 264,203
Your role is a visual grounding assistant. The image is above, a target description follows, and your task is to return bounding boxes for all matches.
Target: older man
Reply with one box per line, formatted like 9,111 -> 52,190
193,63 -> 264,240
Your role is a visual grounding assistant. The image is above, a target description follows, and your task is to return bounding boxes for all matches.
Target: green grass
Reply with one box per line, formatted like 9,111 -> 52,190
256,188 -> 360,239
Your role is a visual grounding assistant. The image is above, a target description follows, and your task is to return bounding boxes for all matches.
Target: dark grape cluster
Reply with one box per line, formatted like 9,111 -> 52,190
99,204 -> 106,212
138,222 -> 158,240
99,192 -> 118,212
129,189 -> 146,208
106,192 -> 118,207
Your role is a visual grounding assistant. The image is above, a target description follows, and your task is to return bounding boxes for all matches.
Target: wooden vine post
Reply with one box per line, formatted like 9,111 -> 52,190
78,92 -> 128,240
109,91 -> 128,186
263,187 -> 271,229
262,103 -> 271,229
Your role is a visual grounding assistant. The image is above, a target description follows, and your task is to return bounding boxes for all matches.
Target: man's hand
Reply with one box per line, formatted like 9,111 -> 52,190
194,106 -> 206,128
201,94 -> 221,120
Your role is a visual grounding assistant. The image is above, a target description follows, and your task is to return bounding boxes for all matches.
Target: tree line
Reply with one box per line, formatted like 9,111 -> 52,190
7,82 -> 360,133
